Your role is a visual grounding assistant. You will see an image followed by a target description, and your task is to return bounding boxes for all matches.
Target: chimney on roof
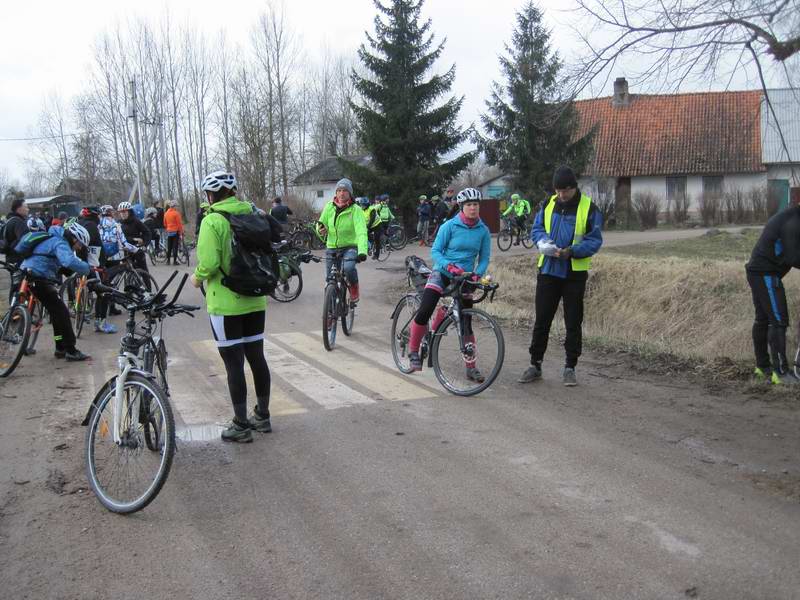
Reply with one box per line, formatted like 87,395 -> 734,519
612,77 -> 630,107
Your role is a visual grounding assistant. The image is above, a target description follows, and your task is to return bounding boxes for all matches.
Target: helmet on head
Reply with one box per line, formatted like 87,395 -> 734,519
511,193 -> 520,202
201,170 -> 237,192
356,197 -> 370,208
27,217 -> 45,231
418,195 -> 428,202
456,188 -> 482,204
117,201 -> 132,211
100,205 -> 114,216
65,221 -> 90,247
145,207 -> 157,217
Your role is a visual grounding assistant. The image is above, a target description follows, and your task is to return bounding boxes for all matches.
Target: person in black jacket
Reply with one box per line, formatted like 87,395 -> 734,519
269,196 -> 293,225
117,201 -> 152,273
3,198 -> 30,263
79,206 -> 116,334
746,205 -> 800,385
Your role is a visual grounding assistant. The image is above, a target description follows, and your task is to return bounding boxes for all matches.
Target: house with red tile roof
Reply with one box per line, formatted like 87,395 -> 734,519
575,79 -> 799,221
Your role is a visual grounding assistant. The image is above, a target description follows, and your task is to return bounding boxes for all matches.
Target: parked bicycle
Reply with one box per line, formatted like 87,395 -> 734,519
59,270 -> 97,339
271,241 -> 321,303
322,249 -> 356,351
288,220 -> 326,251
390,256 -> 504,396
0,261 -> 47,377
367,234 -> 391,262
497,217 -> 534,251
111,252 -> 158,295
386,221 -> 408,251
81,271 -> 199,514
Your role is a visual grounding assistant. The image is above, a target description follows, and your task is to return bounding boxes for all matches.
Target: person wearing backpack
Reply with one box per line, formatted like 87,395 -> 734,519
15,222 -> 93,361
2,198 -> 31,303
316,178 -> 368,303
99,205 -> 139,316
117,201 -> 152,273
190,170 -> 279,443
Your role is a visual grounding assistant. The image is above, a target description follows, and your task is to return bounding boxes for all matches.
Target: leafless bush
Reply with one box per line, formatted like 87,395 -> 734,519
747,187 -> 767,223
632,192 -> 660,229
698,194 -> 722,226
722,188 -> 748,224
670,193 -> 691,225
285,194 -> 319,221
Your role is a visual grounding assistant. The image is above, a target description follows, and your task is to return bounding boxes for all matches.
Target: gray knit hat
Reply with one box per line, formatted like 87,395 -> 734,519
335,178 -> 354,197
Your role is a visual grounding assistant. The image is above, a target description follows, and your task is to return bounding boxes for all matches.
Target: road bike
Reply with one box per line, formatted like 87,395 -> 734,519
270,241 -> 321,303
497,217 -> 534,251
81,271 -> 199,514
0,262 -> 48,377
322,249 -> 356,351
390,256 -> 505,396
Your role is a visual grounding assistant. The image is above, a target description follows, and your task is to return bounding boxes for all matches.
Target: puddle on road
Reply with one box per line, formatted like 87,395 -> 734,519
177,424 -> 224,442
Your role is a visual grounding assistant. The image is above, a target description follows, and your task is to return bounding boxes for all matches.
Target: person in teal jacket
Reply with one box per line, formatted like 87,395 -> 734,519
316,178 -> 368,303
405,187 -> 491,382
190,170 -> 273,443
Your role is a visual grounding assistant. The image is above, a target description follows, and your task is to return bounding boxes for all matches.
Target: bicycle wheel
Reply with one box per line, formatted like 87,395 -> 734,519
178,243 -> 190,266
291,230 -> 312,250
73,283 -> 89,339
390,294 -> 421,374
85,373 -> 175,514
388,226 -> 407,250
430,308 -> 505,396
0,306 -> 31,378
144,340 -> 169,451
26,299 -> 45,354
376,244 -> 391,262
520,227 -> 534,248
341,286 -> 355,336
271,263 -> 303,302
322,285 -> 338,351
497,229 -> 512,251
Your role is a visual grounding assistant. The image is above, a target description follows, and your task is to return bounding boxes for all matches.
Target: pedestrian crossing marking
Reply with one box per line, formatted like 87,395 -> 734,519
263,338 -> 376,409
270,331 -> 438,402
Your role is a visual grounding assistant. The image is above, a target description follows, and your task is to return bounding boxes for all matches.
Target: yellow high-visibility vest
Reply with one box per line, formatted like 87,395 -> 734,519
537,194 -> 592,271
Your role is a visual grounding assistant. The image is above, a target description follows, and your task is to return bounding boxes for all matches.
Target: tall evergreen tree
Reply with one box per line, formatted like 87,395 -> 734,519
346,0 -> 473,217
481,2 -> 594,202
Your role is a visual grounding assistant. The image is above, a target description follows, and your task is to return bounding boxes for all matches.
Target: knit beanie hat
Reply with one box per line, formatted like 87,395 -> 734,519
553,166 -> 578,190
335,178 -> 354,197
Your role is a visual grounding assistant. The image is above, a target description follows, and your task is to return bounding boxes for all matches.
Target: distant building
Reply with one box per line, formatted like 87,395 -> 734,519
292,155 -> 372,211
476,174 -> 514,199
56,177 -> 133,205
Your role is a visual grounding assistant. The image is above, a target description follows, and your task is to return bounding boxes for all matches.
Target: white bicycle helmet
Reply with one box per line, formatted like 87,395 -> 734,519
117,201 -> 132,211
65,221 -> 90,247
100,205 -> 114,215
456,188 -> 482,204
145,207 -> 157,217
201,170 -> 237,192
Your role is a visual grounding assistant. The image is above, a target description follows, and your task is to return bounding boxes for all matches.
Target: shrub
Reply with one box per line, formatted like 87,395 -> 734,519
698,194 -> 722,226
632,192 -> 660,229
671,193 -> 691,225
722,188 -> 748,224
746,187 -> 767,223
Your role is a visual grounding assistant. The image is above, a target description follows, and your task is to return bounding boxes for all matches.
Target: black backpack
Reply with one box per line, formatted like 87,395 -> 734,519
214,208 -> 282,297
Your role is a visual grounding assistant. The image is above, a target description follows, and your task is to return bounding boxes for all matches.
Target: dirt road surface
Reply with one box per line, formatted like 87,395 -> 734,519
1,228 -> 798,600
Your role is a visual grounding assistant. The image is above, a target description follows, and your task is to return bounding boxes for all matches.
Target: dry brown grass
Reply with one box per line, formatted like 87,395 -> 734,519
485,253 -> 800,367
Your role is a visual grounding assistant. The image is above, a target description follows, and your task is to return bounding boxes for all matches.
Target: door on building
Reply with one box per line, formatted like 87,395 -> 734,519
615,177 -> 631,229
768,179 -> 790,215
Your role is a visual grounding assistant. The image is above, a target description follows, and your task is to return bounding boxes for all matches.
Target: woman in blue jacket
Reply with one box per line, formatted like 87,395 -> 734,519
406,188 -> 491,381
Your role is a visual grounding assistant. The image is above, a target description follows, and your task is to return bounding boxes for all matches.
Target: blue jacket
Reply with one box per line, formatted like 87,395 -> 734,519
16,230 -> 90,281
417,203 -> 432,219
431,215 -> 491,276
531,196 -> 603,279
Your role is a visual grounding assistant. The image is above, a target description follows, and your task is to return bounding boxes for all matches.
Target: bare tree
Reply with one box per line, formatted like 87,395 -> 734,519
35,93 -> 73,189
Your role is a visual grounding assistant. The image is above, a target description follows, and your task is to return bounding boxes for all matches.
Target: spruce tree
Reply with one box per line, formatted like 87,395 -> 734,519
346,0 -> 473,217
481,2 -> 594,203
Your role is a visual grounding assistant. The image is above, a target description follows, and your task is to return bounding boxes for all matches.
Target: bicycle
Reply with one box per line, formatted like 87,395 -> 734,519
148,231 -> 168,266
497,217 -> 534,251
110,252 -> 158,296
81,271 -> 199,514
0,262 -> 49,377
386,222 -> 408,250
390,256 -> 505,396
59,270 -> 98,339
367,231 -> 391,262
270,241 -> 321,303
322,249 -> 356,351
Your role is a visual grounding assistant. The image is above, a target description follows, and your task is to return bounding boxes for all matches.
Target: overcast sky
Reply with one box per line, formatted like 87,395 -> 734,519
0,0 -> 781,184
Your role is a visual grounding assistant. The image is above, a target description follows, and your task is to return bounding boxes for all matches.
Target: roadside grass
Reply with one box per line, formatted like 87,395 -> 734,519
604,229 -> 761,261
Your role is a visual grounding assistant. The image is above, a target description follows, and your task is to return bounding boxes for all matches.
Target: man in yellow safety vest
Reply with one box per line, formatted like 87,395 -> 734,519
518,166 -> 603,387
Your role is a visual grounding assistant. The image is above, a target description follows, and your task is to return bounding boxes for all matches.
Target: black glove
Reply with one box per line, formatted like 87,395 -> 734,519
559,247 -> 573,260
356,254 -> 367,263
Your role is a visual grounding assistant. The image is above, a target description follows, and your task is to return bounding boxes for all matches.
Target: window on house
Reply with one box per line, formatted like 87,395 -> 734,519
316,189 -> 324,198
702,176 -> 723,198
666,177 -> 687,204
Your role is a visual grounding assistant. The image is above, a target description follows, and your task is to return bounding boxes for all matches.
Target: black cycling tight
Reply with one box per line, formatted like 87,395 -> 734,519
218,340 -> 271,422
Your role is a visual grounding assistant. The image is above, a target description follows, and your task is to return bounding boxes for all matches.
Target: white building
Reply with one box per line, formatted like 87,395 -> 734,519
291,155 -> 372,211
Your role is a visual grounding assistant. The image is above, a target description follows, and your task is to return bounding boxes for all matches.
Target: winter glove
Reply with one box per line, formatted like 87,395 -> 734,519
446,264 -> 465,276
356,254 -> 367,263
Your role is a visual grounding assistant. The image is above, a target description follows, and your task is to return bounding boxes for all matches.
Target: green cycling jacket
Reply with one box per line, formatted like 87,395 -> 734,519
503,198 -> 531,218
317,201 -> 368,255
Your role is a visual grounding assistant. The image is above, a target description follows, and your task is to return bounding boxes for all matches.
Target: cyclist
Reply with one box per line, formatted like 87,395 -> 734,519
416,195 -> 432,245
143,207 -> 160,240
406,187 -> 491,382
190,170 -> 273,443
317,179 -> 368,304
2,198 -> 30,303
378,194 -> 395,222
14,221 -> 92,361
99,205 -> 139,316
269,196 -> 293,225
163,200 -> 184,265
78,206 -> 116,334
519,166 -> 603,387
359,197 -> 384,260
746,202 -> 800,384
117,201 -> 152,273
502,193 -> 532,245
432,194 -> 449,228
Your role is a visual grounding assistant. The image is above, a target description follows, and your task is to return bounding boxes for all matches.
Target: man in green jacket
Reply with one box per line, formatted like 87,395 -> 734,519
190,170 -> 273,443
317,178 -> 369,303
502,193 -> 532,245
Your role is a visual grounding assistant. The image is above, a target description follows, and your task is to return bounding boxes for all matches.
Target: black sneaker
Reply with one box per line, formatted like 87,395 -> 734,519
65,348 -> 91,362
408,351 -> 422,373
249,407 -> 272,433
221,419 -> 253,443
54,349 -> 67,359
518,362 -> 542,383
109,307 -> 122,316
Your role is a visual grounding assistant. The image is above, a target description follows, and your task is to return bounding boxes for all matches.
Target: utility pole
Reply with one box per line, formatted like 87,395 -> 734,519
128,78 -> 146,207
159,119 -> 170,201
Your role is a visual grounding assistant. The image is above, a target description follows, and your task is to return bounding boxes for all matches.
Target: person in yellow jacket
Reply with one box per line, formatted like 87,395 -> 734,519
502,193 -> 532,245
316,179 -> 368,303
358,197 -> 385,260
518,166 -> 603,387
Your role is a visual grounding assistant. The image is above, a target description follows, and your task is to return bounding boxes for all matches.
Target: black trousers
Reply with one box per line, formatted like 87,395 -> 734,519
529,273 -> 586,368
746,270 -> 790,373
167,235 -> 180,263
29,280 -> 75,351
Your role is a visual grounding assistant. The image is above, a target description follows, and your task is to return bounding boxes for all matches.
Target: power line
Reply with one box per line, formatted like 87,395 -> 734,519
0,128 -> 113,143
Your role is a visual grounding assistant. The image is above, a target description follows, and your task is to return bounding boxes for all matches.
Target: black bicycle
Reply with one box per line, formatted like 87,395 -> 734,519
497,217 -> 534,251
390,256 -> 505,396
81,272 -> 199,514
271,241 -> 321,303
322,249 -> 356,351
